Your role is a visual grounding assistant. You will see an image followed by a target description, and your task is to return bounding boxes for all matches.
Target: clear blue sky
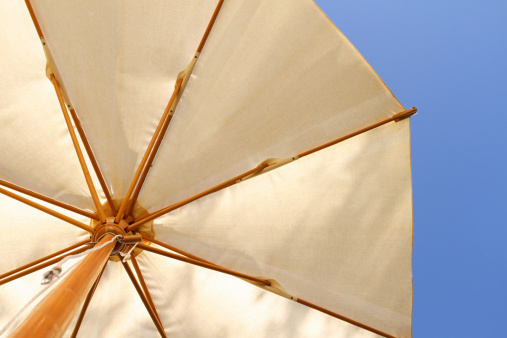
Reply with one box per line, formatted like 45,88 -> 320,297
314,1 -> 507,337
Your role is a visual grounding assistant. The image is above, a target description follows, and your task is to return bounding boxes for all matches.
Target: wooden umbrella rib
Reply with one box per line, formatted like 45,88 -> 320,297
296,298 -> 397,338
24,0 -> 44,39
0,246 -> 90,286
115,78 -> 183,223
69,108 -> 117,216
298,107 -> 417,158
127,109 -> 416,231
141,235 -> 215,265
127,163 -> 268,232
50,75 -> 107,223
124,0 -> 226,218
131,255 -> 162,325
0,179 -> 98,221
137,243 -> 271,286
121,260 -> 167,338
0,186 -> 93,233
70,261 -> 108,338
124,78 -> 183,218
197,0 -> 225,53
0,239 -> 89,281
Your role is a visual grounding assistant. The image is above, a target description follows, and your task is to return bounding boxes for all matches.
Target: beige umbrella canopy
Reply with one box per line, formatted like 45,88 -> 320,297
0,0 -> 415,337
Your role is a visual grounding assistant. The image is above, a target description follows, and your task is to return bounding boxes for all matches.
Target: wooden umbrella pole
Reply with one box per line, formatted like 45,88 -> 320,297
0,186 -> 93,233
115,78 -> 183,223
137,243 -> 271,286
127,163 -> 268,232
123,78 -> 183,218
0,240 -> 89,281
50,75 -> 107,223
69,109 -> 117,216
296,298 -> 396,338
121,260 -> 167,338
0,246 -> 91,286
70,261 -> 108,338
10,235 -> 116,338
0,179 -> 98,221
130,255 -> 162,324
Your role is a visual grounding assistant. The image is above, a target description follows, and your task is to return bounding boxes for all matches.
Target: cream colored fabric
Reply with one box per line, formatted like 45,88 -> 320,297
30,0 -> 219,202
141,0 -> 404,211
0,3 -> 94,210
0,0 -> 412,337
154,119 -> 413,337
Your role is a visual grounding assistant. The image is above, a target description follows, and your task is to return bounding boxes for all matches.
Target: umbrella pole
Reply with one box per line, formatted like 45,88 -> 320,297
10,235 -> 116,338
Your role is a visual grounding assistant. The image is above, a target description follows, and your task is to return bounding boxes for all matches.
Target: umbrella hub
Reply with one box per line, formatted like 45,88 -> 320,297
92,218 -> 128,256
90,200 -> 155,260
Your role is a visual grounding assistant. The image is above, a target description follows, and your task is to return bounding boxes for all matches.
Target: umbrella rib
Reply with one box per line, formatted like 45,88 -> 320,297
70,260 -> 108,338
197,0 -> 226,53
0,186 -> 93,233
126,163 -> 268,232
24,0 -> 44,39
69,109 -> 117,216
50,75 -> 107,224
141,235 -> 215,265
121,260 -> 167,338
115,78 -> 183,224
295,298 -> 397,338
0,179 -> 98,221
298,107 -> 417,158
123,78 -> 183,219
24,1 -> 107,221
134,239 -> 396,338
124,0 -> 226,219
137,243 -> 271,286
128,108 -> 416,231
0,246 -> 90,286
0,239 -> 90,281
130,255 -> 162,325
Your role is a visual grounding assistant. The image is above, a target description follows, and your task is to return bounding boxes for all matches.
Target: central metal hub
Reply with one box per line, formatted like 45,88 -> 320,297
92,217 -> 128,256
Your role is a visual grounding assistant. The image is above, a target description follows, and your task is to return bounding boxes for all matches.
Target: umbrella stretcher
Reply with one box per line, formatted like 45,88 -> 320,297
0,0 -> 416,337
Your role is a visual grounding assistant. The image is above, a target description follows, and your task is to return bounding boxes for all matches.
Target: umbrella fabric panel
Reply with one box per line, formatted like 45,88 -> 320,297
30,0 -> 219,200
141,0 -> 404,212
154,119 -> 413,337
134,249 -> 382,337
0,3 -> 94,210
0,192 -> 88,277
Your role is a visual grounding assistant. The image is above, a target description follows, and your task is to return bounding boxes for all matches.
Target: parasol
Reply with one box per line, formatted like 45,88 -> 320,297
0,0 -> 416,337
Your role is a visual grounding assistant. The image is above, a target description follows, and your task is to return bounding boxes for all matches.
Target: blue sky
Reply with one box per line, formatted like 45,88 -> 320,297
314,1 -> 507,337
